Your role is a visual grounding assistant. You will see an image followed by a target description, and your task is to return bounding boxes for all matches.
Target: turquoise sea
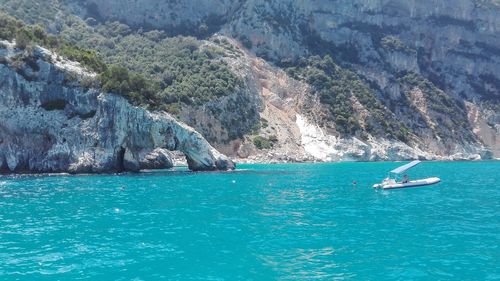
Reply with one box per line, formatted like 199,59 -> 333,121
0,161 -> 499,280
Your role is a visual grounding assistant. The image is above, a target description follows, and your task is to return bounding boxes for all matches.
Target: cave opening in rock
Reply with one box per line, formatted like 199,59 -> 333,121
116,146 -> 126,172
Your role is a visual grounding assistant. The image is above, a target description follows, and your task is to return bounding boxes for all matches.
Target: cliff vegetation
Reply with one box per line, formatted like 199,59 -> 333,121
286,55 -> 410,141
1,9 -> 242,112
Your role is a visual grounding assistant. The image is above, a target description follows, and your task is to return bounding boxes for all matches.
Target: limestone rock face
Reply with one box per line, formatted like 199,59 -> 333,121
220,0 -> 500,107
68,0 -> 499,160
0,44 -> 235,173
78,0 -> 235,31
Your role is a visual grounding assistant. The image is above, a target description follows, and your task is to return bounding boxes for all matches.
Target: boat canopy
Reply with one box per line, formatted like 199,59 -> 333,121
390,160 -> 421,174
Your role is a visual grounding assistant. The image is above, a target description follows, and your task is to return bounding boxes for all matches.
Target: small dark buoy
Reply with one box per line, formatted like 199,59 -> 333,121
352,180 -> 357,186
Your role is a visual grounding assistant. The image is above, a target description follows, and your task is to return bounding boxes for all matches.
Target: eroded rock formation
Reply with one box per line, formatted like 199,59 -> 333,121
0,43 -> 234,173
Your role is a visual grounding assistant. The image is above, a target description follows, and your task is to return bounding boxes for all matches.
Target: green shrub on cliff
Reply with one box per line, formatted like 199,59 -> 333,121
14,27 -> 34,49
253,136 -> 275,150
57,44 -> 107,73
0,12 -> 23,40
0,0 -> 61,27
399,72 -> 461,115
0,12 -> 106,73
99,65 -> 159,106
398,71 -> 470,138
380,36 -> 415,54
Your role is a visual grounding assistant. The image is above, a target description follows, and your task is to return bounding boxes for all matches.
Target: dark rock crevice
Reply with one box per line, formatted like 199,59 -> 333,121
115,146 -> 126,173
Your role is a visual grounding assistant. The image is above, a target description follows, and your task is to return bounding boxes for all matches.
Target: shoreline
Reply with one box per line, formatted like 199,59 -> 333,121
1,159 -> 498,177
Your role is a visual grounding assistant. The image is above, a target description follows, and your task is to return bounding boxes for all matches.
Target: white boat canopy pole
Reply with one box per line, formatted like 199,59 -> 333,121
390,160 -> 421,174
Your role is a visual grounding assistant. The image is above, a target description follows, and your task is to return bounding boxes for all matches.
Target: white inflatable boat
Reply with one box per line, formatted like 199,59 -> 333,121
372,160 -> 441,190
373,177 -> 441,190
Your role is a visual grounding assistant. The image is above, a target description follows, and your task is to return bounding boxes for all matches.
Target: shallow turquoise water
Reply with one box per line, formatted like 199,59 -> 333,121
0,161 -> 499,280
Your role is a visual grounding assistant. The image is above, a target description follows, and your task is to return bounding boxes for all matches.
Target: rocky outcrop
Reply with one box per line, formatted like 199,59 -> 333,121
0,42 -> 235,173
138,148 -> 173,170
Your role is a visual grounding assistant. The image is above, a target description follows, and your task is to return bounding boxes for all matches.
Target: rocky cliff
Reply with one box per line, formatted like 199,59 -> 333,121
1,0 -> 498,162
211,37 -> 492,162
0,41 -> 235,173
65,0 -> 498,160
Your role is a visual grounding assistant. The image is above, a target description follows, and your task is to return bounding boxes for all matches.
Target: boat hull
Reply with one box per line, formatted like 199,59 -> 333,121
374,177 -> 441,190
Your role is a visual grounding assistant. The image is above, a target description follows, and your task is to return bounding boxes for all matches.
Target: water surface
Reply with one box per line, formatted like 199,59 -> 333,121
0,161 -> 499,280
